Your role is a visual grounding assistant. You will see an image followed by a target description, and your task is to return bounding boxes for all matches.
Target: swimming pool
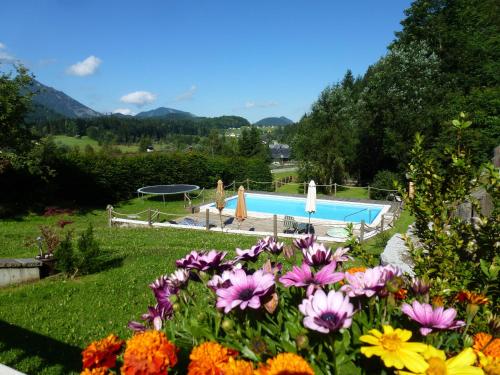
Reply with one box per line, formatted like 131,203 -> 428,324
202,193 -> 390,225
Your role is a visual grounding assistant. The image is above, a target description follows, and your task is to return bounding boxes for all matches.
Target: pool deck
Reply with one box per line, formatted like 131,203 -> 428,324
110,190 -> 402,243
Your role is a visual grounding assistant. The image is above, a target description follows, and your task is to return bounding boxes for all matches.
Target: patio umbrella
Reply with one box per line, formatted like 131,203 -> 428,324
305,180 -> 316,234
215,180 -> 225,230
235,185 -> 247,229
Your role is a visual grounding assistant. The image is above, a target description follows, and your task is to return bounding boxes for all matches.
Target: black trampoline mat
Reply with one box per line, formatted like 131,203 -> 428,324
137,184 -> 200,195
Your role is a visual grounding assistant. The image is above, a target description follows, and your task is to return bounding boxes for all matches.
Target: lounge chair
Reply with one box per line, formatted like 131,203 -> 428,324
297,223 -> 315,234
223,217 -> 234,226
283,215 -> 298,233
179,217 -> 216,228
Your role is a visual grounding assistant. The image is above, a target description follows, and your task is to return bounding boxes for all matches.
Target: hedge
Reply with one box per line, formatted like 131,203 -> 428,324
0,151 -> 272,215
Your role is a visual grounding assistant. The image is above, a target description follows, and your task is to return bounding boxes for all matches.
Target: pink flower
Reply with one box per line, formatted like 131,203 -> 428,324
302,243 -> 333,267
340,265 -> 402,298
279,262 -> 344,296
235,245 -> 265,262
141,304 -> 173,330
331,247 -> 352,263
293,234 -> 316,250
216,269 -> 275,313
149,275 -> 176,305
299,289 -> 354,333
175,250 -> 227,271
259,236 -> 284,255
401,300 -> 465,336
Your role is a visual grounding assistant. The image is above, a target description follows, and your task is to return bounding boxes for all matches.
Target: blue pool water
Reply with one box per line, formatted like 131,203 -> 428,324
218,194 -> 383,224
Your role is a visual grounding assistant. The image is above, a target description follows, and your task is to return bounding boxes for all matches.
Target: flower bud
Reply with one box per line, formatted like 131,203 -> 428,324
488,314 -> 500,338
172,303 -> 181,312
197,312 -> 206,322
466,303 -> 479,318
386,277 -> 403,293
411,277 -> 430,295
221,318 -> 234,332
462,334 -> 474,348
295,335 -> 309,349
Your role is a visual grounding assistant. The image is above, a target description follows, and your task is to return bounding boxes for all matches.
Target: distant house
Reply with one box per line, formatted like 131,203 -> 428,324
269,142 -> 291,164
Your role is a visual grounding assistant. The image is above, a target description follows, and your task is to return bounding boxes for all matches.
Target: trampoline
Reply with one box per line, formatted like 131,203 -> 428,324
137,184 -> 200,205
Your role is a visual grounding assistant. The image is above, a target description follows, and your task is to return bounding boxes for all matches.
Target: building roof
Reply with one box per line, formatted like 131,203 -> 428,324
269,143 -> 291,159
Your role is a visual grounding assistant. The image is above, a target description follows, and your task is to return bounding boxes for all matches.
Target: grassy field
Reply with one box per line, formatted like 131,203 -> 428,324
0,193 -> 413,374
271,171 -> 371,199
52,135 -> 175,153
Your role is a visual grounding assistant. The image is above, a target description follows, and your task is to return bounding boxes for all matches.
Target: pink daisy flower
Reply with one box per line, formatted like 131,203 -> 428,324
299,289 -> 354,333
216,269 -> 274,313
279,262 -> 344,296
401,300 -> 465,336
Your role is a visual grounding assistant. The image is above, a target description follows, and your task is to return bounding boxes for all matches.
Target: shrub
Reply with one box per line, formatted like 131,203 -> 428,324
77,224 -> 102,274
369,170 -> 401,200
54,231 -> 77,275
54,224 -> 106,276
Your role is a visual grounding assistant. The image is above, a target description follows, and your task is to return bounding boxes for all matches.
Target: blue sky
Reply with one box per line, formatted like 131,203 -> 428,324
1,0 -> 412,122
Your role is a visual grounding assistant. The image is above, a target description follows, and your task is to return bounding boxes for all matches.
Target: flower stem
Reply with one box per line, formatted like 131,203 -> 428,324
328,334 -> 337,375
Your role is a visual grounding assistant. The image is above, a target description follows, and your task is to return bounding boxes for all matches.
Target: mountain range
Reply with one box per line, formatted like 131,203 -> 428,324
135,107 -> 194,119
28,79 -> 101,119
253,116 -> 294,126
26,79 -> 293,125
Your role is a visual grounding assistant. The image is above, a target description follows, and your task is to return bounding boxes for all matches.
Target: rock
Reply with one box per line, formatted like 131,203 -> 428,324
380,234 -> 415,276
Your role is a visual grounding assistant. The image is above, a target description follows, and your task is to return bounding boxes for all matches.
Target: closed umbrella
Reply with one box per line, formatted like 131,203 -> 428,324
305,180 -> 316,234
215,180 -> 225,230
235,185 -> 247,229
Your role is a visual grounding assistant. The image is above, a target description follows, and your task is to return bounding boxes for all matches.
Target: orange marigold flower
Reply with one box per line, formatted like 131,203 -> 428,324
121,330 -> 178,375
432,295 -> 444,307
217,357 -> 254,375
82,334 -> 123,370
255,353 -> 314,375
188,341 -> 238,375
394,288 -> 408,300
456,291 -> 489,305
346,267 -> 367,274
81,368 -> 108,375
474,332 -> 500,359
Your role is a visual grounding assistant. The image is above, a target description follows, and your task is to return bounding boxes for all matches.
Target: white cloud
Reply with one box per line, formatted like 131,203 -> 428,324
120,91 -> 157,106
0,42 -> 16,63
175,85 -> 197,101
245,100 -> 278,109
112,108 -> 135,116
66,55 -> 102,76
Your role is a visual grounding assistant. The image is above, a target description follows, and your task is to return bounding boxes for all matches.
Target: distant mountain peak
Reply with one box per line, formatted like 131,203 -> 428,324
135,107 -> 195,118
254,116 -> 294,126
28,79 -> 101,119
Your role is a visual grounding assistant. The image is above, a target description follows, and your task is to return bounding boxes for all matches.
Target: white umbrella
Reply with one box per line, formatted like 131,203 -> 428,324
305,180 -> 316,233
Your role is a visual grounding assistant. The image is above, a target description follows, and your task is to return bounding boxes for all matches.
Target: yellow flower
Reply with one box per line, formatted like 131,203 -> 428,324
397,346 -> 484,375
254,353 -> 314,375
478,352 -> 500,375
360,325 -> 428,373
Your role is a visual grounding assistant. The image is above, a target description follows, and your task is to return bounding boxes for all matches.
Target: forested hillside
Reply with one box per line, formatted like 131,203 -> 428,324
31,115 -> 251,144
293,0 -> 500,185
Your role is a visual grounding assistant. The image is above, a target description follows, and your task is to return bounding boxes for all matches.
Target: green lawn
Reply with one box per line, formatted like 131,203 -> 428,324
0,197 -> 258,374
0,194 -> 413,374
